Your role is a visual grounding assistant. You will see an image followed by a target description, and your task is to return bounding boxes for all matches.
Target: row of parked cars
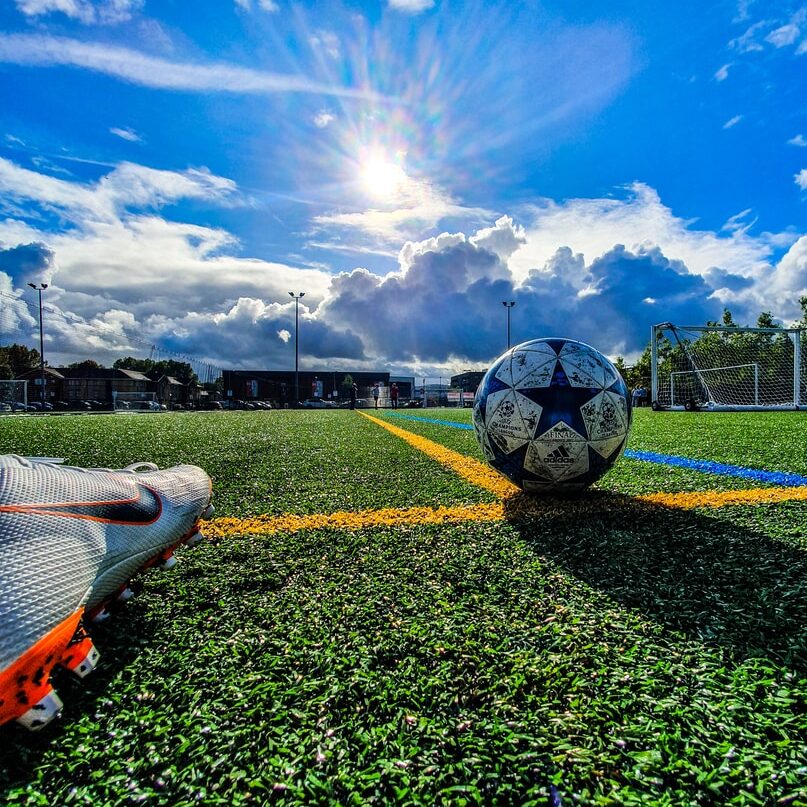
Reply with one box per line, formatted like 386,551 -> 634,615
0,400 -> 204,413
300,397 -> 423,409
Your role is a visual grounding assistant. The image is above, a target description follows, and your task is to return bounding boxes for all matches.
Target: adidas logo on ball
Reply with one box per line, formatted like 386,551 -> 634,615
544,445 -> 575,465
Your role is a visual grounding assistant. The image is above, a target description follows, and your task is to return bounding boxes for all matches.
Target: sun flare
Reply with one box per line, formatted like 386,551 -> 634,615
360,152 -> 408,200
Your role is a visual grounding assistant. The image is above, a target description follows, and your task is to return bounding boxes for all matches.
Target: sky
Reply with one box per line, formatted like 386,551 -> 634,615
0,0 -> 805,378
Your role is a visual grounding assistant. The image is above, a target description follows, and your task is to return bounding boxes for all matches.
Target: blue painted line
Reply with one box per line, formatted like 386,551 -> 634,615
384,412 -> 807,487
386,412 -> 474,430
622,450 -> 807,487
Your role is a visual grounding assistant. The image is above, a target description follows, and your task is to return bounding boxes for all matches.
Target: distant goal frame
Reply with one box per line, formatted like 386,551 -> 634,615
650,322 -> 806,411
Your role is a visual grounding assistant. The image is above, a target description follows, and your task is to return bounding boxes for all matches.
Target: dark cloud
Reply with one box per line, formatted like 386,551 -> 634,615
318,234 -> 722,364
0,241 -> 56,289
145,299 -> 367,369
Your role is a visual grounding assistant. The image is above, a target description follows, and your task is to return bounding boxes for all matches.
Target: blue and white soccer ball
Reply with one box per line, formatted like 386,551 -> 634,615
473,338 -> 631,494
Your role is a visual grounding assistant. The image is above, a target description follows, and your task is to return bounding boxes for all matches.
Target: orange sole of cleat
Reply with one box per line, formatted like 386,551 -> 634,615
0,609 -> 83,728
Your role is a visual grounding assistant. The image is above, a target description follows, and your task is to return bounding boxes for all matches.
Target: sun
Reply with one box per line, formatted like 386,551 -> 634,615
359,151 -> 408,201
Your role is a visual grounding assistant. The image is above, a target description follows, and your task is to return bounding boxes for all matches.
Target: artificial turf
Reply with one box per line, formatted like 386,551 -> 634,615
1,408 -> 806,805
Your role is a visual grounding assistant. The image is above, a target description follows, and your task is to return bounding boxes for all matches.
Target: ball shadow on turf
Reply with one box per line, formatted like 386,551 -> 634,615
502,490 -> 807,671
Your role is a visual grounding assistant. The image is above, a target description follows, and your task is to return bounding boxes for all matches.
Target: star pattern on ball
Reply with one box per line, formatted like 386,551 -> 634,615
473,338 -> 632,493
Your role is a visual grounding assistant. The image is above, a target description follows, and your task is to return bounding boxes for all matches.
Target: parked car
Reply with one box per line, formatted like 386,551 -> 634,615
301,397 -> 337,409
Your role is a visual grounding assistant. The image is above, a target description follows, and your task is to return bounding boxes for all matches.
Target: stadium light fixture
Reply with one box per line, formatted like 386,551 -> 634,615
289,292 -> 305,407
502,300 -> 516,349
27,282 -> 48,405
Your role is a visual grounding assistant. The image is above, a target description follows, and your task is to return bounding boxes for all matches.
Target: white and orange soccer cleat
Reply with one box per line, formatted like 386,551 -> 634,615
0,455 -> 212,730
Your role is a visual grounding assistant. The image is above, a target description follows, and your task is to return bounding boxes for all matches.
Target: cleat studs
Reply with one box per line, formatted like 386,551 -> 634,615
201,503 -> 214,520
159,553 -> 177,570
91,608 -> 110,624
16,689 -> 64,731
116,586 -> 135,602
185,529 -> 203,548
61,638 -> 100,679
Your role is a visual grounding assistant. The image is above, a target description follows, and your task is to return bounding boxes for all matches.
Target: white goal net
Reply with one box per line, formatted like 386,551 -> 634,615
651,323 -> 806,410
112,391 -> 159,411
0,379 -> 28,410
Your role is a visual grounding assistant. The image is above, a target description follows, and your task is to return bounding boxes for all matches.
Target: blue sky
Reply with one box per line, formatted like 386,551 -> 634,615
0,0 -> 805,376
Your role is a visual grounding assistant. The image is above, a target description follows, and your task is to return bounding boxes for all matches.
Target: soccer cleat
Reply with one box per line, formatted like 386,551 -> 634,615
0,454 -> 212,730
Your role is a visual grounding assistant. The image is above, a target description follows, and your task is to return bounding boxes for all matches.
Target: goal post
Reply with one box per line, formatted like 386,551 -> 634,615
650,323 -> 806,411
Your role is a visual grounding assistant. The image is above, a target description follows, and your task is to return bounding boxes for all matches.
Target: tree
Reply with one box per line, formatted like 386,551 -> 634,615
0,344 -> 42,377
756,311 -> 779,329
68,359 -> 105,370
114,357 -> 198,385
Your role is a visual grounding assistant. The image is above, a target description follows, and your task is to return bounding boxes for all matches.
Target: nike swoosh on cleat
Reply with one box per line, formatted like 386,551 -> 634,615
0,484 -> 163,525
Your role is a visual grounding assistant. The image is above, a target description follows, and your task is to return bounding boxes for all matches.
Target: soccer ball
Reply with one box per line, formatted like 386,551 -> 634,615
473,338 -> 631,494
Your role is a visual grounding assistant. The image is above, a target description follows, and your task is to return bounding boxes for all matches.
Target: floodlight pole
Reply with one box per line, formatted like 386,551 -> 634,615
27,282 -> 48,405
502,301 -> 515,349
289,292 -> 305,407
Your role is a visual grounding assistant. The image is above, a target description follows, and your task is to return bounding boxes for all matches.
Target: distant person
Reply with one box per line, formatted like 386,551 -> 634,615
372,383 -> 380,409
390,382 -> 399,409
350,382 -> 358,410
639,386 -> 648,407
631,387 -> 641,408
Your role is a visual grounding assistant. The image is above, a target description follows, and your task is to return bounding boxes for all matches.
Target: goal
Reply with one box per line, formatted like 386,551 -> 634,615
0,379 -> 28,410
650,323 -> 806,411
112,391 -> 159,411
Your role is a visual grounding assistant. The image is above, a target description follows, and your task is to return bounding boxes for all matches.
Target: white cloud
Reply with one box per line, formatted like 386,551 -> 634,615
313,110 -> 335,128
788,134 -> 807,147
723,114 -> 743,129
510,183 -> 779,288
722,208 -> 758,235
388,0 -> 435,12
730,20 -> 769,52
766,23 -> 800,47
314,172 -> 493,243
731,8 -> 806,53
14,0 -> 142,24
0,158 -> 239,224
235,0 -> 279,12
714,63 -> 732,81
309,30 -> 340,59
796,169 -> 807,190
0,34 -> 383,100
733,0 -> 754,24
1,159 -> 805,371
110,126 -> 142,142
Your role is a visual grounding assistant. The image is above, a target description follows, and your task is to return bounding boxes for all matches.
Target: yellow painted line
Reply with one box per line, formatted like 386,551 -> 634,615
637,485 -> 807,509
204,414 -> 807,539
206,485 -> 807,537
358,410 -> 518,499
205,502 -> 505,538
361,411 -> 807,511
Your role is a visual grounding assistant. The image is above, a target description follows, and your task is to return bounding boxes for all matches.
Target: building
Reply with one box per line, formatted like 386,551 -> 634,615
222,370 -> 415,407
450,371 -> 485,394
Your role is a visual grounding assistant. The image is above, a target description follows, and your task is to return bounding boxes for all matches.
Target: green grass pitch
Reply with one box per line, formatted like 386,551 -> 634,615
1,409 -> 806,805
